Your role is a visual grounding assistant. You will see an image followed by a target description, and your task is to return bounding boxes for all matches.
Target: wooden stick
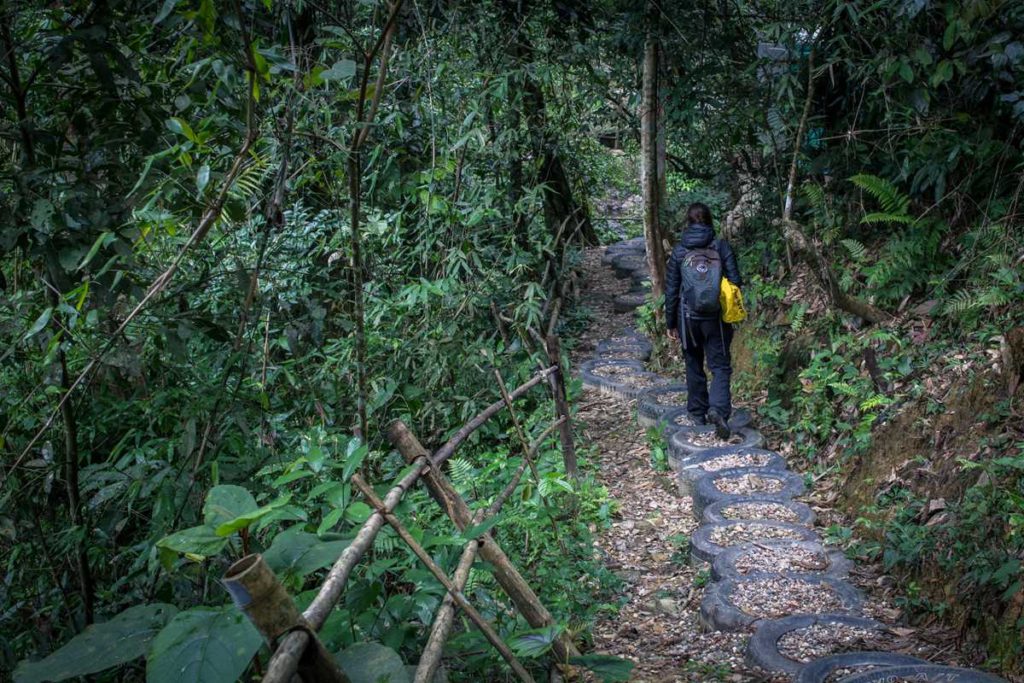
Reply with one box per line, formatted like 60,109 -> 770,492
223,555 -> 349,683
544,335 -> 577,479
386,421 -> 580,665
351,475 -> 536,683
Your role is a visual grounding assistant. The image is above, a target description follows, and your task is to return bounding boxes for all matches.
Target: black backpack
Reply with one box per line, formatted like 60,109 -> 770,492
679,241 -> 722,317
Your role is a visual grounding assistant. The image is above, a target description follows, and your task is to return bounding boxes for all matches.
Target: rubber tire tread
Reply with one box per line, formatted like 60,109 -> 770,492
836,666 -> 1009,683
793,652 -> 933,683
745,614 -> 891,676
613,291 -> 648,313
579,359 -> 644,392
700,577 -> 864,633
678,451 -> 788,497
668,425 -> 764,460
636,385 -> 689,426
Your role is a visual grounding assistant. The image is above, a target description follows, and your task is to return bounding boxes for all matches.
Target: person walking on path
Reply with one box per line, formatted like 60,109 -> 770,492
664,202 -> 743,439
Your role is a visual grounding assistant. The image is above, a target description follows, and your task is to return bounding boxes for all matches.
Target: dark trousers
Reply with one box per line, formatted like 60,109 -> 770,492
679,317 -> 733,421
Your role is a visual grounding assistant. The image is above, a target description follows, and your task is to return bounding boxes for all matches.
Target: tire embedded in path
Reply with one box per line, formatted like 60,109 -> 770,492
745,613 -> 894,676
692,466 -> 807,518
700,576 -> 864,633
690,520 -> 820,565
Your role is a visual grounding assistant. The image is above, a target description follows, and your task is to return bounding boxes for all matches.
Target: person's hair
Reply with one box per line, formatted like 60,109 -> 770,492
686,202 -> 714,227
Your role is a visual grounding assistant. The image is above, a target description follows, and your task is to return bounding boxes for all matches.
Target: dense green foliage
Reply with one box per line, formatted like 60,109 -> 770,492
2,0 -> 1023,679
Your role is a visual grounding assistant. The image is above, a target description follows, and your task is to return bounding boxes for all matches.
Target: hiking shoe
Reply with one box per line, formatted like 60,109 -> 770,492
688,413 -> 707,426
708,410 -> 731,440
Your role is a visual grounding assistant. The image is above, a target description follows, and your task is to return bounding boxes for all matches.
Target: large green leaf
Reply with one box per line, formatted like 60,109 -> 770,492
146,607 -> 261,683
202,485 -> 257,529
508,624 -> 564,658
334,642 -> 410,683
263,526 -> 350,581
156,524 -> 228,560
213,494 -> 291,536
15,604 -> 178,683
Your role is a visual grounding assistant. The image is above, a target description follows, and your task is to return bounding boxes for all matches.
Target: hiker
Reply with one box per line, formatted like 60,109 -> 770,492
664,202 -> 743,439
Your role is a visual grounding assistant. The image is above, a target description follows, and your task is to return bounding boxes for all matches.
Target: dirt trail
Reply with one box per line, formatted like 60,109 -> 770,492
569,241 -> 988,682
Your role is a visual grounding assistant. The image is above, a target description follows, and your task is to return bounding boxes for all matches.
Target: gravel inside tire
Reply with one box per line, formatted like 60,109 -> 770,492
712,540 -> 850,581
579,359 -> 670,399
594,347 -> 650,361
613,291 -> 648,313
596,336 -> 653,354
835,665 -> 1010,682
690,520 -> 820,565
668,425 -> 764,460
745,614 -> 892,676
579,359 -> 644,391
678,450 -> 788,497
700,576 -> 864,633
793,652 -> 933,683
636,385 -> 689,427
702,494 -> 815,526
692,466 -> 806,517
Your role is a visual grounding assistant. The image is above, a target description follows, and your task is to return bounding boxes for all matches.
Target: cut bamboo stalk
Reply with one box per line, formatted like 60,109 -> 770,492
223,555 -> 349,683
351,475 -> 536,683
386,421 -> 580,665
262,457 -> 426,683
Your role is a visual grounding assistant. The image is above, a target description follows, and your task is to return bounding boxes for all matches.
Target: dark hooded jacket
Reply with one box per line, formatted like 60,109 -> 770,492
664,223 -> 743,328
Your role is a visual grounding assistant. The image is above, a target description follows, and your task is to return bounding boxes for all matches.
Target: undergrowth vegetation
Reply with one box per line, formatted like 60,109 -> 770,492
2,0 -> 1024,679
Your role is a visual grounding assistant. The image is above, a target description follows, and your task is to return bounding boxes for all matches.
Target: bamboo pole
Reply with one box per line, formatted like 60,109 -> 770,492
262,458 -> 425,683
386,421 -> 580,665
414,538 -> 481,683
351,475 -> 536,683
223,555 -> 349,683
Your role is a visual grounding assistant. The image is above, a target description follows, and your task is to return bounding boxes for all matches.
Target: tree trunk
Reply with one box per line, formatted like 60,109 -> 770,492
641,33 -> 667,321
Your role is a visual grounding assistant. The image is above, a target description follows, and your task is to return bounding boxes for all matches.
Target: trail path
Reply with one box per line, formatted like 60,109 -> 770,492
569,234 -> 1005,683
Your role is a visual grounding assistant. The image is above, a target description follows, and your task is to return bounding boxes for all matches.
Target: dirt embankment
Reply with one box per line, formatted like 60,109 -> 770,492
734,322 -> 1024,676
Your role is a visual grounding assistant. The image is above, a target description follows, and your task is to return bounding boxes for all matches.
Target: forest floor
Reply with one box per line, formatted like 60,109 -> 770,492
568,203 -> 983,681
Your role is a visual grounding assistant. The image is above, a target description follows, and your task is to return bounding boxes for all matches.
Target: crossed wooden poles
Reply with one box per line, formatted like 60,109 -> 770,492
223,357 -> 580,683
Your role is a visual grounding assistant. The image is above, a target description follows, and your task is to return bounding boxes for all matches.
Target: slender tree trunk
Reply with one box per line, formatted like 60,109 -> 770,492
641,33 -> 667,320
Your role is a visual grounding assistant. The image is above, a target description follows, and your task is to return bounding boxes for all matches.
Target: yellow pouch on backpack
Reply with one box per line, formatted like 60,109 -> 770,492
719,277 -> 747,323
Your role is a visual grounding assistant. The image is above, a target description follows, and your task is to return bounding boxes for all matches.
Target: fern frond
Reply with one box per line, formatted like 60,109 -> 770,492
841,239 -> 867,260
860,212 -> 915,225
802,183 -> 827,211
850,174 -> 911,216
790,304 -> 807,332
447,457 -> 475,489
